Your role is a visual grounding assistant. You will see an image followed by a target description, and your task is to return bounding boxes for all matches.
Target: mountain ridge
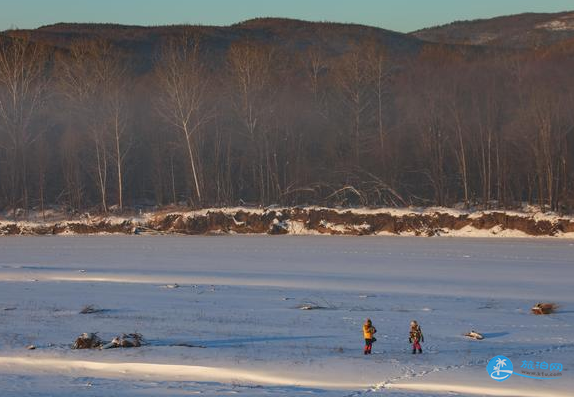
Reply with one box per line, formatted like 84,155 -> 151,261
412,10 -> 574,48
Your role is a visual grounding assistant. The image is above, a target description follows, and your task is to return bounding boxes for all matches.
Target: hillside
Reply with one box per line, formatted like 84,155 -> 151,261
4,18 -> 429,72
412,11 -> 574,48
0,14 -> 573,215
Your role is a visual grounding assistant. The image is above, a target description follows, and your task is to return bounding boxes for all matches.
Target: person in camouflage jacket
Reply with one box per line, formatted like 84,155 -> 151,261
409,320 -> 424,354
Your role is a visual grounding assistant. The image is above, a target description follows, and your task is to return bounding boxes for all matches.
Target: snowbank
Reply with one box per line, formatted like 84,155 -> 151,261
1,206 -> 573,238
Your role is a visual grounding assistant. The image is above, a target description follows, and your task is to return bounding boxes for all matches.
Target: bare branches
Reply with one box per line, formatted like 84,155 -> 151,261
56,38 -> 130,212
154,33 -> 210,206
0,27 -> 573,213
0,33 -> 49,213
227,39 -> 277,204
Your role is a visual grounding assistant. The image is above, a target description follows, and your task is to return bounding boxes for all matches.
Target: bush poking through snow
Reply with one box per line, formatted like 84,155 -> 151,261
298,304 -> 326,310
72,333 -> 145,350
80,304 -> 104,314
72,333 -> 103,349
531,302 -> 558,315
101,333 -> 144,349
296,298 -> 335,310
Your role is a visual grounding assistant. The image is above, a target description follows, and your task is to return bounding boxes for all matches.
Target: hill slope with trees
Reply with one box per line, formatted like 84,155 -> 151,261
0,15 -> 573,217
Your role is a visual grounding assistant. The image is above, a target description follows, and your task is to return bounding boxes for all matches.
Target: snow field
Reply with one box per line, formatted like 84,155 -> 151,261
0,236 -> 573,396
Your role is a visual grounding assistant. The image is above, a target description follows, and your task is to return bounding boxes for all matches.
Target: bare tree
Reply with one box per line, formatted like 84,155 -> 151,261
59,121 -> 84,211
227,40 -> 276,204
364,40 -> 392,161
407,46 -> 457,206
103,60 -> 130,211
0,33 -> 49,216
334,44 -> 371,164
57,39 -> 123,212
304,45 -> 328,116
447,83 -> 470,207
471,71 -> 503,208
154,33 -> 209,206
528,87 -> 569,211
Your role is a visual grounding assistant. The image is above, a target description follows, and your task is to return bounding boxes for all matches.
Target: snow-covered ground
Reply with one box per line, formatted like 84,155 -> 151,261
0,236 -> 572,396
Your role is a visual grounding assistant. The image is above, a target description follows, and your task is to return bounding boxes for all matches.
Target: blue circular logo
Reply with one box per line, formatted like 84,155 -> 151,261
487,355 -> 513,381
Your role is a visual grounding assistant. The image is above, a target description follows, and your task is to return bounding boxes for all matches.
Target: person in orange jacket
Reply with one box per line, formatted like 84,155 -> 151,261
363,318 -> 377,355
409,320 -> 424,354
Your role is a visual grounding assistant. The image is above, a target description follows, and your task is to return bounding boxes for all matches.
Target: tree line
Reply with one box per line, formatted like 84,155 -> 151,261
0,30 -> 573,217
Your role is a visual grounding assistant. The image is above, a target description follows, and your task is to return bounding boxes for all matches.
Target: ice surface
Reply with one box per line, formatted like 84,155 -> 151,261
0,236 -> 572,396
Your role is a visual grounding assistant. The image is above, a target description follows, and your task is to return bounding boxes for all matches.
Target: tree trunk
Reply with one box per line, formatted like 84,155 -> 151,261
183,124 -> 202,205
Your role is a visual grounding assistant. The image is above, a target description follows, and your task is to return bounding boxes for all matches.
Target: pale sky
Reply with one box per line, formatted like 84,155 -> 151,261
1,0 -> 572,33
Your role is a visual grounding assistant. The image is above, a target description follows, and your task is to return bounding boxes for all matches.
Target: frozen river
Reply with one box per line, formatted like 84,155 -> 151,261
0,236 -> 572,396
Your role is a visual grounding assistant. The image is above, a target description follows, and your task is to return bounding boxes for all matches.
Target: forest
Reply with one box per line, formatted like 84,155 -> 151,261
0,19 -> 573,216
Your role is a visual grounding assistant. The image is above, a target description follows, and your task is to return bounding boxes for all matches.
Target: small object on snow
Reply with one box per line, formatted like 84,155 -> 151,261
78,269 -> 86,273
3,307 -> 16,311
26,344 -> 36,350
297,304 -> 327,310
464,331 -> 484,340
531,302 -> 558,315
80,304 -> 104,314
72,333 -> 103,349
297,298 -> 333,310
162,283 -> 179,289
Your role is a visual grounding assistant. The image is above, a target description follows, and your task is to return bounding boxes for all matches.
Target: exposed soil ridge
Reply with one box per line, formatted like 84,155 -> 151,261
1,208 -> 573,237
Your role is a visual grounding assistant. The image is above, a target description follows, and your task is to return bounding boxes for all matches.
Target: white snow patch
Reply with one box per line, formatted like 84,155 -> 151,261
384,382 -> 571,397
536,14 -> 574,31
286,220 -> 318,235
0,357 -> 365,390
